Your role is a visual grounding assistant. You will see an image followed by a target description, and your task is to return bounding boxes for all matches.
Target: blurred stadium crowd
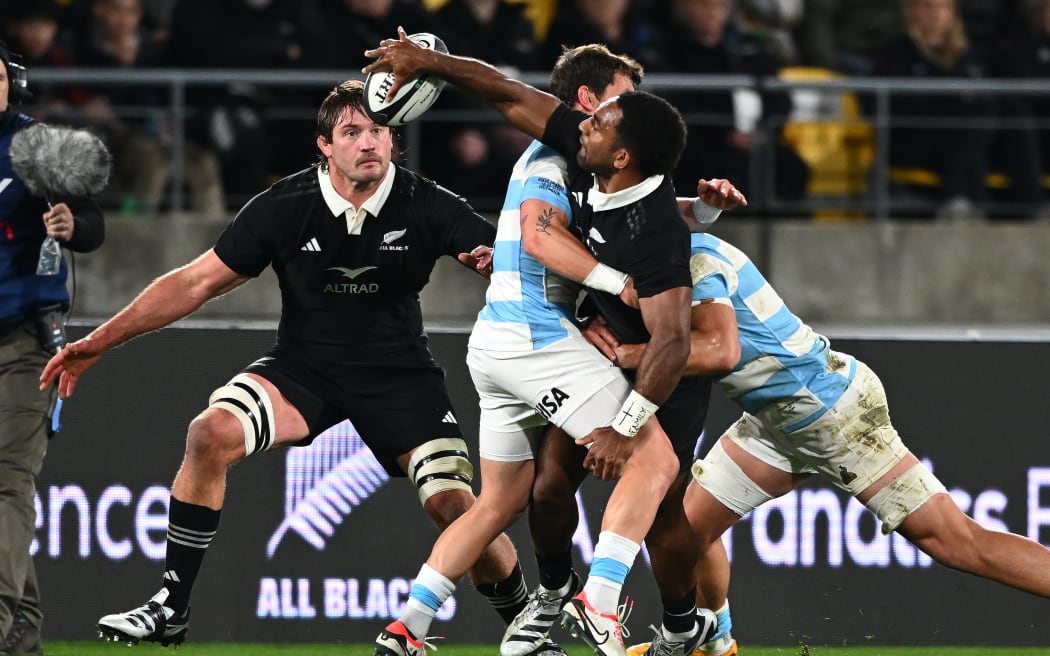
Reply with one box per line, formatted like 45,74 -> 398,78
4,0 -> 1050,221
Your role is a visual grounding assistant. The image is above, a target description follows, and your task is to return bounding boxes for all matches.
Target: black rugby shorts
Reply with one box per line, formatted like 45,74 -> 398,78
245,352 -> 464,476
656,375 -> 715,472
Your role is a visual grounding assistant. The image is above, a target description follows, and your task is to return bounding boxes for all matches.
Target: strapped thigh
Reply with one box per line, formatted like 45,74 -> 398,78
865,462 -> 947,534
208,374 -> 277,456
690,438 -> 775,517
406,437 -> 474,505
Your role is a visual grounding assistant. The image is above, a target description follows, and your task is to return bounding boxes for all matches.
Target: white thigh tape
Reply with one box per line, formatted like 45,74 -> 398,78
690,439 -> 774,517
865,463 -> 947,535
208,374 -> 276,456
407,437 -> 474,504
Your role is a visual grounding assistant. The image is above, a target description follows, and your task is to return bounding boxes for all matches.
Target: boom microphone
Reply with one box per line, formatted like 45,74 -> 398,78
9,123 -> 112,276
10,123 -> 112,200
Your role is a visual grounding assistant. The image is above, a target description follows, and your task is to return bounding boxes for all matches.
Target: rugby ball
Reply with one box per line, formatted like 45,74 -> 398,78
364,33 -> 448,127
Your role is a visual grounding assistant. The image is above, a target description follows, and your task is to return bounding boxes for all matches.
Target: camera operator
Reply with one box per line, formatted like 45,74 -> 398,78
0,39 -> 104,656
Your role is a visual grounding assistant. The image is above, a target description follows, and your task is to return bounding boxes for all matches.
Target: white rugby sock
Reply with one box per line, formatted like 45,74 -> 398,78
402,564 -> 456,638
583,531 -> 640,613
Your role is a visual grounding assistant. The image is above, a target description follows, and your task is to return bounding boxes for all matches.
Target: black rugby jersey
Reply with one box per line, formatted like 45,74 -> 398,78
214,165 -> 495,365
540,104 -> 691,344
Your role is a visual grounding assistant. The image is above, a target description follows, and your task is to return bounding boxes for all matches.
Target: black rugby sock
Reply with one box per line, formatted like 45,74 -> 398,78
535,549 -> 574,592
474,562 -> 529,625
662,586 -> 699,635
163,497 -> 221,614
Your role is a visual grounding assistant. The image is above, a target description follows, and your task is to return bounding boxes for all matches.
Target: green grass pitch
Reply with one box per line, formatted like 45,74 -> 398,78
39,644 -> 1050,656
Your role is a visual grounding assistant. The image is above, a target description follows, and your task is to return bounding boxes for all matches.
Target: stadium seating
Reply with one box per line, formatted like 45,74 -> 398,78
778,66 -> 875,221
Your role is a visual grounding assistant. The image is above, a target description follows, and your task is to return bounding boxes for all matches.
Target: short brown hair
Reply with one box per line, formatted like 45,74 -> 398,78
548,44 -> 644,106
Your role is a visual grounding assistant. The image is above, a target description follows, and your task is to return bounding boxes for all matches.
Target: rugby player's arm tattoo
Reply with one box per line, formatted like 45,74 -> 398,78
519,199 -> 602,285
535,207 -> 556,235
521,207 -> 557,236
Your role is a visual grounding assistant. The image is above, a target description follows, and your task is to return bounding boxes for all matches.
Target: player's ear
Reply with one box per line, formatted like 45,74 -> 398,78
576,85 -> 598,113
317,135 -> 332,157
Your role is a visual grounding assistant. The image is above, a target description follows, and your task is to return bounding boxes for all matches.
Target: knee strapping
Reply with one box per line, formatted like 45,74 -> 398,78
407,437 -> 474,504
208,374 -> 276,456
865,463 -> 947,534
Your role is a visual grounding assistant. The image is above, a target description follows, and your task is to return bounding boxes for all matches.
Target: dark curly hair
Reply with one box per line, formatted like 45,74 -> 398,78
613,91 -> 688,178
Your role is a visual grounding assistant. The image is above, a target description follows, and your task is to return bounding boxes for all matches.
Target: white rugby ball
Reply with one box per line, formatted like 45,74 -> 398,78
364,33 -> 448,127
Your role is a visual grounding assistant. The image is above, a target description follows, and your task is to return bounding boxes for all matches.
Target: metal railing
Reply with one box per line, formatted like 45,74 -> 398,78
29,68 -> 1050,217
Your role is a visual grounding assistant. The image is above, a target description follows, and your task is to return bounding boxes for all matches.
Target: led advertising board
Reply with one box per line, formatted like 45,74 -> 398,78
34,328 -> 1050,646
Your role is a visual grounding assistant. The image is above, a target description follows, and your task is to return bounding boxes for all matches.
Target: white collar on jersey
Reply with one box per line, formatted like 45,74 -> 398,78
316,162 -> 395,235
585,173 -> 664,211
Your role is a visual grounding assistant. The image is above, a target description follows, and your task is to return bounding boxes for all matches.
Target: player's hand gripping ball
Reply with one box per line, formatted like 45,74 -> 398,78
363,33 -> 447,126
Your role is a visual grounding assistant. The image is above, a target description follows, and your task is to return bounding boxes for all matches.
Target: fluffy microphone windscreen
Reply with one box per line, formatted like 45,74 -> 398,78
10,123 -> 112,199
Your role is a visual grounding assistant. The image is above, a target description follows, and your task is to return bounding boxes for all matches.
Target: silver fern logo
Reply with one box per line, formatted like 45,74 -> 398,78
266,421 -> 388,558
382,229 -> 407,244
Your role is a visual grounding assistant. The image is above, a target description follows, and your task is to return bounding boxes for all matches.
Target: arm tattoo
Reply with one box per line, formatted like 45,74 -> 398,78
534,207 -> 556,235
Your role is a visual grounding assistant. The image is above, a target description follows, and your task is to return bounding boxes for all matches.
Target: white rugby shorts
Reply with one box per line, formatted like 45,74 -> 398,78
702,360 -> 908,497
467,330 -> 630,461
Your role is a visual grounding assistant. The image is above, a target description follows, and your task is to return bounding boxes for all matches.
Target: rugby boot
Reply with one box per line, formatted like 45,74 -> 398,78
97,588 -> 189,647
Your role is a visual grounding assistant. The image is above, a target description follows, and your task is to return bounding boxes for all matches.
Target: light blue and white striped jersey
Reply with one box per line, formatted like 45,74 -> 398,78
690,232 -> 856,432
468,140 -> 581,351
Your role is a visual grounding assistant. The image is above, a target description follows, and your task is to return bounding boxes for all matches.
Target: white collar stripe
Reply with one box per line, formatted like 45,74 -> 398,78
586,174 -> 664,211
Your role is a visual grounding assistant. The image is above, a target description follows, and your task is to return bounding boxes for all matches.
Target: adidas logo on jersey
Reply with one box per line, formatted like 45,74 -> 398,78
441,411 -> 457,424
301,238 -> 321,252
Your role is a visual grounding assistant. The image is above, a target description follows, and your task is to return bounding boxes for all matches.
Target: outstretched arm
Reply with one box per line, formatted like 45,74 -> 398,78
363,27 -> 561,141
40,250 -> 250,398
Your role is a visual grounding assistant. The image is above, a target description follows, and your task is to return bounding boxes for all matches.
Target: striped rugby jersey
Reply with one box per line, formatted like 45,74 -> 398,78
690,232 -> 857,432
468,140 -> 581,351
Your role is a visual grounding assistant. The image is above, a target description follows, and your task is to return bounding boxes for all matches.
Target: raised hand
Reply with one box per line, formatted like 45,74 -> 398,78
697,178 -> 747,210
362,26 -> 432,101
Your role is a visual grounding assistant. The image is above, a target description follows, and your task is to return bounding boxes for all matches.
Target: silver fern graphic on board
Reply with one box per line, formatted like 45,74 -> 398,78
266,421 -> 388,557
